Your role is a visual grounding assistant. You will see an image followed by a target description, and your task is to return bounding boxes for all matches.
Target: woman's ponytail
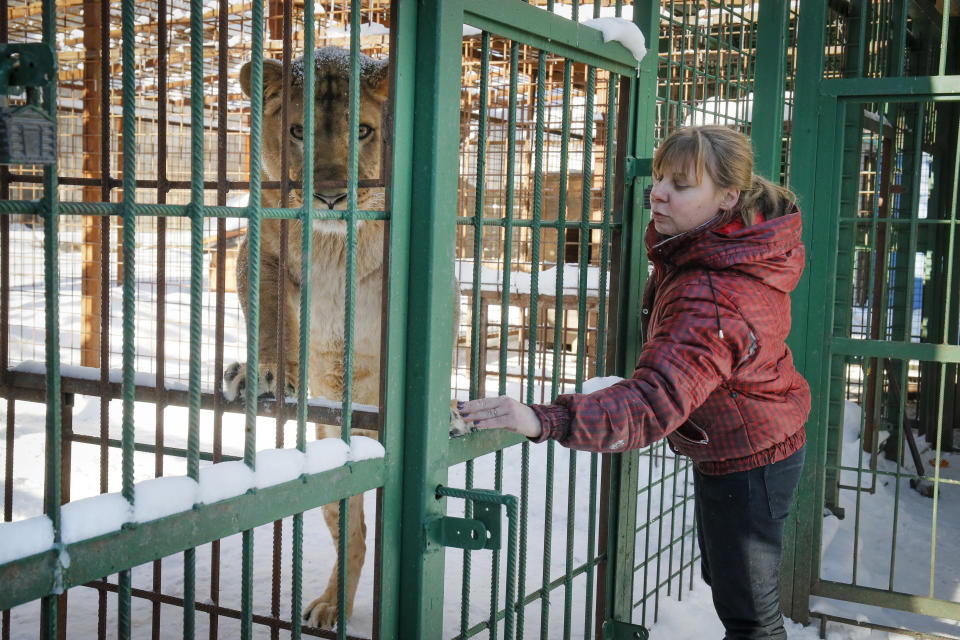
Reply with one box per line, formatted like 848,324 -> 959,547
737,174 -> 796,225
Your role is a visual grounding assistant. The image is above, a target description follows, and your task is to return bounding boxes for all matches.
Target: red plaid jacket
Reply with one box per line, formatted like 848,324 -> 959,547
531,206 -> 810,475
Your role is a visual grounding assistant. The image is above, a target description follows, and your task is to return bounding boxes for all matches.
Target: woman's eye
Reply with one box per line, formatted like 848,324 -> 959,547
290,125 -> 304,140
358,124 -> 374,140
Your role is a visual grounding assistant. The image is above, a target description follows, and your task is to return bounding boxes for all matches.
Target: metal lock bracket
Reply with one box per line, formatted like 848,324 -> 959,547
0,43 -> 58,166
428,487 -> 504,551
601,619 -> 650,640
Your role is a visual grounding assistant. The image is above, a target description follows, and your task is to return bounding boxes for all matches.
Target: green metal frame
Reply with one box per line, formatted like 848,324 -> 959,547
785,0 -> 960,626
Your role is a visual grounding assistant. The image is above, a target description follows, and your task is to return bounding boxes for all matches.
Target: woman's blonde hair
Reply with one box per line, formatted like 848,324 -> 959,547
652,125 -> 796,225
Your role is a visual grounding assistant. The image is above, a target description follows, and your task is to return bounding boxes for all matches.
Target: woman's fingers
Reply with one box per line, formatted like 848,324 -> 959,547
458,396 -> 543,439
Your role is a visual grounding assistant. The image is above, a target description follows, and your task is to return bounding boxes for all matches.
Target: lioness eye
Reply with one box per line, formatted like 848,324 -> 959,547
358,124 -> 374,140
290,124 -> 304,140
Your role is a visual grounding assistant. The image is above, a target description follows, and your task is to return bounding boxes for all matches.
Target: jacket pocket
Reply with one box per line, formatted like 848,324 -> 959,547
673,419 -> 709,446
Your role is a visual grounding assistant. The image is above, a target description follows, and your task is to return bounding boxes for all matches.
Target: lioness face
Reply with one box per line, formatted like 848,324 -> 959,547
240,47 -> 389,234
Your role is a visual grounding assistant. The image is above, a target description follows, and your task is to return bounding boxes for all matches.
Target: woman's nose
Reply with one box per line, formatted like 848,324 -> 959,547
650,182 -> 666,202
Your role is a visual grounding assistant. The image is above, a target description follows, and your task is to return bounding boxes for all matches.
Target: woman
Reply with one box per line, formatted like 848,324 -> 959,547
460,125 -> 811,639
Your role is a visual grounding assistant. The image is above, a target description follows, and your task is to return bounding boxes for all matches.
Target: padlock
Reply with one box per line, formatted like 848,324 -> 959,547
0,43 -> 58,166
0,103 -> 57,165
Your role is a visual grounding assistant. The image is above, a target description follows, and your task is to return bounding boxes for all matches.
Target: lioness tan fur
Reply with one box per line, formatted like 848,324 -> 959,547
226,47 -> 389,630
225,47 -> 467,630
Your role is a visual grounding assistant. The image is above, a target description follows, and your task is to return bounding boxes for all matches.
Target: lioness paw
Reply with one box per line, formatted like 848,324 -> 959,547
303,596 -> 339,630
222,362 -> 296,402
449,404 -> 473,437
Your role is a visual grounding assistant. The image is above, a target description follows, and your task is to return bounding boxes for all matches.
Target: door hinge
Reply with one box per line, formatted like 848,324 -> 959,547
601,619 -> 649,640
623,155 -> 652,182
428,487 -> 506,550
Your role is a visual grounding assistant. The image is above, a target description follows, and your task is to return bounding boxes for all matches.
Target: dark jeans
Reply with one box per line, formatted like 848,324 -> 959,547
694,445 -> 806,640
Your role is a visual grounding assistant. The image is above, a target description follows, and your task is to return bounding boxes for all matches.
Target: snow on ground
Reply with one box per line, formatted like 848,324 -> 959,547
3,394 -> 958,638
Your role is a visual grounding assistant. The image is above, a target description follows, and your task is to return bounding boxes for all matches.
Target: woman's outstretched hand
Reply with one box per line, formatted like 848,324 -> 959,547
458,396 -> 543,439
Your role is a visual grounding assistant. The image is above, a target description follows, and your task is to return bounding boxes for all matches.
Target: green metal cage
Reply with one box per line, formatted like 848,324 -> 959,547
1,1 -> 958,639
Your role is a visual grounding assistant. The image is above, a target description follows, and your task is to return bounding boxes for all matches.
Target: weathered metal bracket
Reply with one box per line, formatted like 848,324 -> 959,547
601,619 -> 650,640
429,487 -> 504,550
426,514 -> 494,551
623,155 -> 652,182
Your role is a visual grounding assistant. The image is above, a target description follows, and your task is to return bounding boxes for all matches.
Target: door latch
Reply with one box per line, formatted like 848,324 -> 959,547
428,486 -> 511,550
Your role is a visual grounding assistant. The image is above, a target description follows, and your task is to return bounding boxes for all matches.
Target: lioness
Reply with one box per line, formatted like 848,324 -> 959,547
224,47 -> 466,629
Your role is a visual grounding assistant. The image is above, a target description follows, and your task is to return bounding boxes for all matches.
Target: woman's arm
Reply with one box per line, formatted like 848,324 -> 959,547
460,282 -> 751,452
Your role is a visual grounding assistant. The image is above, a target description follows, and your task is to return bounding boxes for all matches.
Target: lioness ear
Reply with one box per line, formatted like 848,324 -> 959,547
239,59 -> 284,100
367,58 -> 390,102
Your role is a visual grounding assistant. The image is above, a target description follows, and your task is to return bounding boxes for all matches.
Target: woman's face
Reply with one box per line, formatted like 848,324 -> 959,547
649,163 -> 739,236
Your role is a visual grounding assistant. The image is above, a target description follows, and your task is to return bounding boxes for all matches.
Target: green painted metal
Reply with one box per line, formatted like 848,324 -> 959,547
812,581 -> 960,621
438,486 -> 520,640
291,0 -> 316,636
601,618 -> 649,640
393,0 -> 463,636
463,0 -> 638,78
118,0 -> 139,634
831,338 -> 960,361
0,199 -> 391,219
751,0 -> 789,180
820,76 -> 960,99
429,490 -> 503,551
786,0 -> 960,622
183,0 -> 205,633
37,0 -> 60,636
376,0 -> 419,633
239,0 -> 265,637
0,43 -> 56,95
780,0 -> 831,623
0,458 -> 385,611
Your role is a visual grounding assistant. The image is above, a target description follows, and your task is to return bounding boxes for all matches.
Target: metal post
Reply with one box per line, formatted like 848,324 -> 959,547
393,0 -> 463,635
752,0 -> 790,182
782,0 -> 831,625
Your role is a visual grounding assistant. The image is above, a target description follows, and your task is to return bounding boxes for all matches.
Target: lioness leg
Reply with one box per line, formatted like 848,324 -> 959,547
223,229 -> 302,401
303,494 -> 366,629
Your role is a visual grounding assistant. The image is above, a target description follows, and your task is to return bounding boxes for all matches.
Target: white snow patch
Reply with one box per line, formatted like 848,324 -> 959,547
349,436 -> 385,462
307,396 -> 380,414
133,476 -> 199,523
254,448 -> 306,489
60,493 -> 133,544
580,375 -> 624,394
305,438 -> 350,474
683,91 -> 794,127
0,515 -> 55,564
198,460 -> 255,504
13,361 -> 158,388
582,17 -> 648,66
538,264 -> 608,297
842,400 -> 863,443
455,260 -> 609,298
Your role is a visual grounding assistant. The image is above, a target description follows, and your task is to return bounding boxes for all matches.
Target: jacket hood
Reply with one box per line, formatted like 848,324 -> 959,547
645,204 -> 805,294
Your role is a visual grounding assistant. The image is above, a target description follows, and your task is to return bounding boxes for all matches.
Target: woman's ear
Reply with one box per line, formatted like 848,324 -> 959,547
719,188 -> 740,211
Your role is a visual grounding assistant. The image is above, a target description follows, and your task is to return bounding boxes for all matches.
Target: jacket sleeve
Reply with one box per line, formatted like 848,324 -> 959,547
529,282 -> 751,452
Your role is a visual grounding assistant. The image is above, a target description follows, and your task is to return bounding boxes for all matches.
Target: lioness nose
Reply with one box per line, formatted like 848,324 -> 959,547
314,192 -> 348,209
